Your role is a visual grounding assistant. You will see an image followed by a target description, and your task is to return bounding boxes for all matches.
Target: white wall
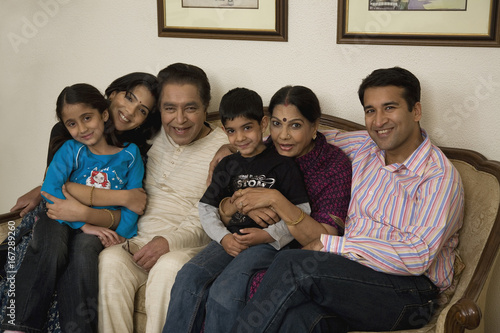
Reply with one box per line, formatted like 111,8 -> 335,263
1,0 -> 500,330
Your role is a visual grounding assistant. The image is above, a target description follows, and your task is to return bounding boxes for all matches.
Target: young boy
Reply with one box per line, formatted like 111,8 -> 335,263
164,87 -> 310,332
199,87 -> 310,253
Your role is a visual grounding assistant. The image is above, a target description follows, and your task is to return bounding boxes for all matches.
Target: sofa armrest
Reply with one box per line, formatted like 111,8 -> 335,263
445,298 -> 481,332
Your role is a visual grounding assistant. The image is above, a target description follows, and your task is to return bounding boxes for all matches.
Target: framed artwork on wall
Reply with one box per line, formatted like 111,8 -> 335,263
157,0 -> 288,41
337,0 -> 500,47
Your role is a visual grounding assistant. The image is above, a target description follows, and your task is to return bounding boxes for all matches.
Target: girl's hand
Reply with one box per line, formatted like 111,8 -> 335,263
232,188 -> 281,215
11,185 -> 42,217
44,185 -> 87,222
125,188 -> 147,215
233,228 -> 274,247
220,234 -> 248,257
81,223 -> 125,247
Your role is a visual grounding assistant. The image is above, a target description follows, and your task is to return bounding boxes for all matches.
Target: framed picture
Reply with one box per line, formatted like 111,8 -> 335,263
157,0 -> 288,41
337,0 -> 500,47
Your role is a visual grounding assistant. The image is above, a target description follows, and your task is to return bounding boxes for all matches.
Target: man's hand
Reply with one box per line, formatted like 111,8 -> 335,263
206,144 -> 235,186
133,236 -> 170,271
11,186 -> 42,217
221,234 -> 248,257
44,186 -> 87,222
233,228 -> 273,247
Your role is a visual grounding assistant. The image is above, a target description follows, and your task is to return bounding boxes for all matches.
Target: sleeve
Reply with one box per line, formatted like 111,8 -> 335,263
320,176 -> 464,276
160,203 -> 211,251
321,130 -> 368,162
41,141 -> 85,228
264,159 -> 310,249
114,144 -> 145,239
310,147 -> 352,231
266,202 -> 311,250
41,140 -> 77,202
199,202 -> 231,243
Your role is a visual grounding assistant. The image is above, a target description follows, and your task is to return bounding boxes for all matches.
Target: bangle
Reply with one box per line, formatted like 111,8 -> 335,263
103,209 -> 115,229
285,208 -> 306,226
219,197 -> 232,217
89,186 -> 95,207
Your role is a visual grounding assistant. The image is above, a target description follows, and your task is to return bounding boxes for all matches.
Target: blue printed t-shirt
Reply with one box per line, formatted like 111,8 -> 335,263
41,139 -> 144,238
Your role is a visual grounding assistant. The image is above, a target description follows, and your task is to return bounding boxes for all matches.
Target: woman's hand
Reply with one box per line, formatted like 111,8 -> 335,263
81,223 -> 125,247
246,208 -> 280,227
233,228 -> 274,247
302,238 -> 324,251
11,186 -> 42,217
43,185 -> 88,222
124,188 -> 147,215
232,188 -> 281,215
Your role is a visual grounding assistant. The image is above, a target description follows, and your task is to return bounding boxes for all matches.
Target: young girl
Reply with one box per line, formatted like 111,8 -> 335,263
2,84 -> 144,333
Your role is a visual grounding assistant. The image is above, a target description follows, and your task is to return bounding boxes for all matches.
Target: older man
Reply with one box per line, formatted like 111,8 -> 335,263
98,63 -> 228,333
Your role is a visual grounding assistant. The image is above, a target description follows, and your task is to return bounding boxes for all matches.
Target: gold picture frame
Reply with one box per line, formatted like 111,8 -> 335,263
157,0 -> 288,41
337,0 -> 500,47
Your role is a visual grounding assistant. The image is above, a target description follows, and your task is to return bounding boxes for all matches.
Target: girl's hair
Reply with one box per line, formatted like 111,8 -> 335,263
268,85 -> 322,124
49,83 -> 121,154
105,72 -> 161,156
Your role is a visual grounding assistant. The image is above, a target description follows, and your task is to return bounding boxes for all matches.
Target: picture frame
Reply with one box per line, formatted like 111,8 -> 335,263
157,0 -> 288,41
337,0 -> 500,47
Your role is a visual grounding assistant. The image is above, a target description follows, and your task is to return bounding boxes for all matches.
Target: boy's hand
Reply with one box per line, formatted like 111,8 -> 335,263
233,228 -> 274,247
81,224 -> 125,247
221,234 -> 248,257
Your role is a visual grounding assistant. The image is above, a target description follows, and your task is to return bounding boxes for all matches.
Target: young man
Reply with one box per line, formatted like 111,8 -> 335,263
97,63 -> 228,333
164,87 -> 310,333
232,67 -> 465,332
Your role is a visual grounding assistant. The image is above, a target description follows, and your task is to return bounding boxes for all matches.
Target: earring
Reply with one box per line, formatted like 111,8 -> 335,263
313,133 -> 317,140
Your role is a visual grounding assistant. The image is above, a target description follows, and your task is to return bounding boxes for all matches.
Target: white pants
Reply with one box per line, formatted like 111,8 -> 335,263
98,243 -> 203,333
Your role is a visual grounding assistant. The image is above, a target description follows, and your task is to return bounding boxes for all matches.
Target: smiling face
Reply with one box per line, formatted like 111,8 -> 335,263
61,103 -> 108,149
159,83 -> 210,145
223,116 -> 267,158
363,85 -> 423,164
270,104 -> 318,158
108,85 -> 156,132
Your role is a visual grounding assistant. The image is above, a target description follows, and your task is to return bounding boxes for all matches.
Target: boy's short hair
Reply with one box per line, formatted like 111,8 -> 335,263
219,88 -> 264,126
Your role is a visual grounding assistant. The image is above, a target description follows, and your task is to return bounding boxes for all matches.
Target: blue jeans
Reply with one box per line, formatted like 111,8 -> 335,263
231,249 -> 439,333
1,209 -> 102,333
164,241 -> 279,333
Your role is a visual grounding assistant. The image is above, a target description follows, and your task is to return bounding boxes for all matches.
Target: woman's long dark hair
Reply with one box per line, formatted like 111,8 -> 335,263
49,83 -> 121,155
105,72 -> 160,157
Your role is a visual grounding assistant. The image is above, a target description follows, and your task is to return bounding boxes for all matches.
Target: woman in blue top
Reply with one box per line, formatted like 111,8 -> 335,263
2,84 -> 145,333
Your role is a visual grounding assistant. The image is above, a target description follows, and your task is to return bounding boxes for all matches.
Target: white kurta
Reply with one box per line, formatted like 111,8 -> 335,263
98,126 -> 228,333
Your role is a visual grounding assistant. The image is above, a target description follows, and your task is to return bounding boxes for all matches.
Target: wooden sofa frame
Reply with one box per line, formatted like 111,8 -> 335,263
1,113 -> 500,333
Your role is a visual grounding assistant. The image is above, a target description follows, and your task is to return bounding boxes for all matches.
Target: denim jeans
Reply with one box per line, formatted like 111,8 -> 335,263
164,241 -> 280,333
1,209 -> 102,333
231,249 -> 439,333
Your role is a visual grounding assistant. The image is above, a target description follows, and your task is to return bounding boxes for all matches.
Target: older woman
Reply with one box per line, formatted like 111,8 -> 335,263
164,85 -> 352,333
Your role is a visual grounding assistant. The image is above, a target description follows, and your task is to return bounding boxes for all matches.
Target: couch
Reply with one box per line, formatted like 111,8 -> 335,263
1,112 -> 500,333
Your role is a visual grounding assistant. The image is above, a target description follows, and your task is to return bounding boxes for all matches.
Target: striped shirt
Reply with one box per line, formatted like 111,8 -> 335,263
320,129 -> 464,290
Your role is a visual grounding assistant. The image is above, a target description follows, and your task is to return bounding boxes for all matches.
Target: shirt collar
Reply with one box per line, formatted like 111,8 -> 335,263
372,130 -> 431,176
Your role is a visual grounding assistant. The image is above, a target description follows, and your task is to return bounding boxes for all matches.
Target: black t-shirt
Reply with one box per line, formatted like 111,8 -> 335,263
200,146 -> 309,234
